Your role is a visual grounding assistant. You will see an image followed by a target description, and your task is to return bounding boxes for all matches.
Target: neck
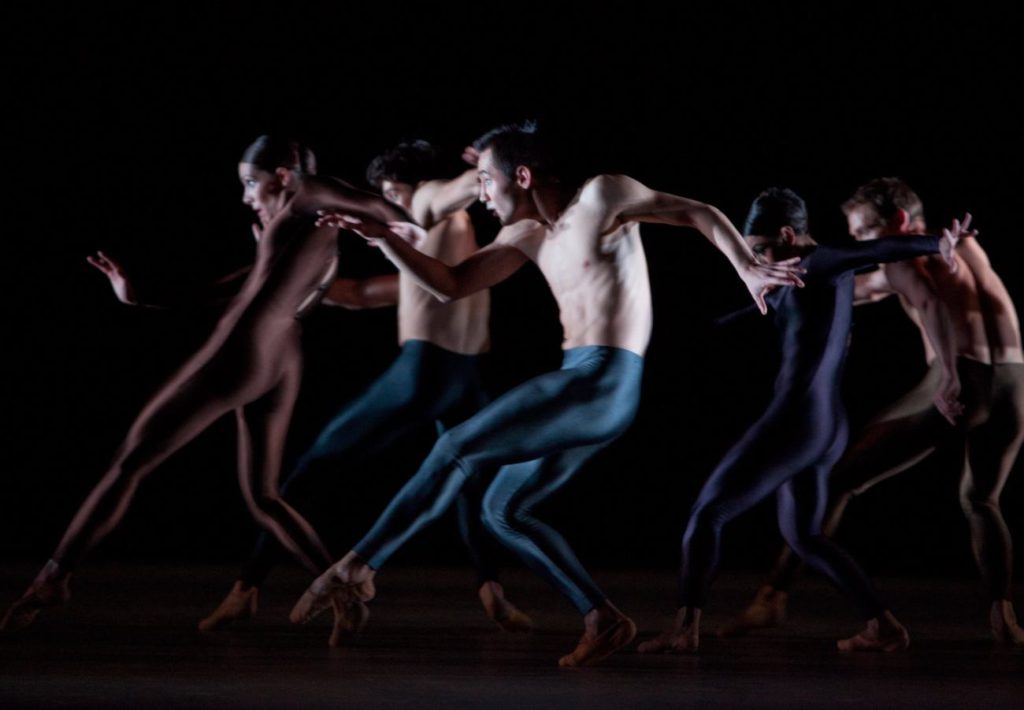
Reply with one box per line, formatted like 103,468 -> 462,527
532,182 -> 576,226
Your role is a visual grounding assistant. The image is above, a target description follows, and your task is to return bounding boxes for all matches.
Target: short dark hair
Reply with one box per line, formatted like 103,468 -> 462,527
241,135 -> 317,175
365,140 -> 440,189
472,120 -> 562,180
842,177 -> 924,224
743,187 -> 809,236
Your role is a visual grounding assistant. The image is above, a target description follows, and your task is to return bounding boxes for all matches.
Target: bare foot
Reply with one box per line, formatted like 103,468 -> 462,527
197,581 -> 259,631
478,582 -> 533,633
990,600 -> 1024,646
637,607 -> 701,654
836,611 -> 909,652
1,560 -> 71,631
558,603 -> 636,668
290,552 -> 375,624
717,585 -> 787,637
328,598 -> 370,647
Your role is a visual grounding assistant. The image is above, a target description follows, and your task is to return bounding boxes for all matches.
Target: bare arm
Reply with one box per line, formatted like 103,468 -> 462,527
328,218 -> 531,302
305,176 -> 408,225
410,169 -> 479,229
322,274 -> 399,309
854,269 -> 895,305
591,174 -> 804,313
87,250 -> 251,309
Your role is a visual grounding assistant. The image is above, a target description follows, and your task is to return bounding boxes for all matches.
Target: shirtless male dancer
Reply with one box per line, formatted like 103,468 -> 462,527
723,178 -> 1024,645
198,141 -> 530,640
290,121 -> 805,667
1,135 -> 407,630
639,188 -> 963,655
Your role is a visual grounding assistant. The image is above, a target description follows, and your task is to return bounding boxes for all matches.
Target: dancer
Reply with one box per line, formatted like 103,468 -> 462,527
1,135 -> 405,631
291,121 -> 804,666
639,187 -> 961,654
723,179 -> 1024,645
199,141 -> 530,640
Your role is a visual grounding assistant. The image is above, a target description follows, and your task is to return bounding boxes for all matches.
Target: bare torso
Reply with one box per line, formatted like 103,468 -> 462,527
501,179 -> 653,356
887,242 -> 1021,365
956,238 -> 1023,364
190,179 -> 340,383
399,211 -> 490,354
886,252 -> 986,362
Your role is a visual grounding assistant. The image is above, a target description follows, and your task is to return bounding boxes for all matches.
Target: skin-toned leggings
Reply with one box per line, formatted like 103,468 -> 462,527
52,323 -> 333,577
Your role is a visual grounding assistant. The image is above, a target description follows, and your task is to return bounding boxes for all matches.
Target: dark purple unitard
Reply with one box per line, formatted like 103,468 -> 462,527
679,235 -> 941,617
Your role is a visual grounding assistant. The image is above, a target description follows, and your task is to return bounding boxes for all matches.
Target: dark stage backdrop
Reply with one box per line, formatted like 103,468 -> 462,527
3,4 -> 1021,585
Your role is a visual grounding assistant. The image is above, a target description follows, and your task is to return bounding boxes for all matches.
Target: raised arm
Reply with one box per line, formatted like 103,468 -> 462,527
322,275 -> 399,309
591,175 -> 804,314
409,169 -> 479,229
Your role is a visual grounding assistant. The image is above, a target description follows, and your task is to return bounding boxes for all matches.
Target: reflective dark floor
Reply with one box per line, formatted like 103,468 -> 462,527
2,564 -> 1021,708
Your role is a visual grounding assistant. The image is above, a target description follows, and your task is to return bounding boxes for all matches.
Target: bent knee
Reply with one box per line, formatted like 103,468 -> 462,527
686,500 -> 735,537
960,491 -> 1001,516
246,493 -> 285,517
779,529 -> 825,559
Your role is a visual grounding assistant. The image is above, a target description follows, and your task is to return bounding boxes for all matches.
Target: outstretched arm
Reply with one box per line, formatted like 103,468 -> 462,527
319,216 -> 531,303
591,175 -> 804,314
306,176 -> 409,225
86,250 -> 251,309
814,234 -> 948,278
322,275 -> 399,309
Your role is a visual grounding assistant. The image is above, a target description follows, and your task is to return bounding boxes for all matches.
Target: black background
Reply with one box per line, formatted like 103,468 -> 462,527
3,2 -> 1022,585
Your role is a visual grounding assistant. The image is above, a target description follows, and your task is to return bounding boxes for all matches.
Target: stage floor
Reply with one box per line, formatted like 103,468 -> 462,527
2,564 -> 1020,708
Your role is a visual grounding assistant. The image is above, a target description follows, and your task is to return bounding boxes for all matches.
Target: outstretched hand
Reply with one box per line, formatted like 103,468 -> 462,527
462,145 -> 480,167
939,212 -> 976,273
741,257 -> 806,315
386,221 -> 427,248
86,250 -> 137,305
317,210 -> 428,251
317,211 -> 394,243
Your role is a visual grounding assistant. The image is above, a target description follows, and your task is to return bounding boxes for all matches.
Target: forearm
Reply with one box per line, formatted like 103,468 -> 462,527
417,169 -> 479,227
862,235 -> 941,268
377,233 -> 461,302
129,266 -> 250,310
314,177 -> 408,225
323,275 -> 399,309
687,203 -> 758,273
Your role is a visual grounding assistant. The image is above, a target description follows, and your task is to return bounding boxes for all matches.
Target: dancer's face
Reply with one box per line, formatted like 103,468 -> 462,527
380,179 -> 415,213
745,227 -> 803,262
846,204 -> 886,242
745,235 -> 786,262
238,163 -> 288,226
477,148 -> 527,225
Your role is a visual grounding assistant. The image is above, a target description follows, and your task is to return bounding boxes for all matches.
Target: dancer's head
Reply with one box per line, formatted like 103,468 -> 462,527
238,135 -> 317,225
